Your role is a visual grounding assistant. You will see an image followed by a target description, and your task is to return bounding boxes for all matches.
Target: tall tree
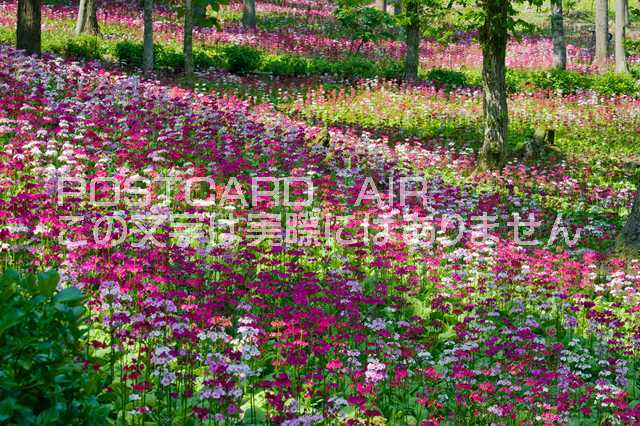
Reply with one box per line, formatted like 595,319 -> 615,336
550,0 -> 566,69
594,0 -> 609,70
615,0 -> 628,73
143,0 -> 154,74
75,0 -> 99,36
477,0 -> 510,170
16,0 -> 40,55
620,184 -> 640,249
242,0 -> 257,29
404,0 -> 421,80
184,0 -> 194,77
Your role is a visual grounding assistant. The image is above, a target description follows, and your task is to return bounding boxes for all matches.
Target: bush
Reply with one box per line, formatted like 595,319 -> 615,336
114,40 -> 144,68
0,269 -> 108,425
262,55 -> 309,77
65,35 -> 102,61
591,71 -> 638,96
425,68 -> 468,89
529,69 -> 591,94
336,56 -> 377,78
223,44 -> 262,74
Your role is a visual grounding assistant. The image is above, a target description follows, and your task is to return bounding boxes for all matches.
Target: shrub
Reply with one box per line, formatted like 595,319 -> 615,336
223,44 -> 262,74
0,269 -> 108,425
262,55 -> 309,77
114,40 -> 144,68
529,69 -> 591,94
65,35 -> 102,61
336,56 -> 377,78
591,71 -> 638,96
425,68 -> 468,89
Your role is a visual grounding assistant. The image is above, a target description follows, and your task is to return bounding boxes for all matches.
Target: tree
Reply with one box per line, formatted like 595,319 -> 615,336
184,0 -> 194,78
335,0 -> 395,55
456,0 -> 542,170
620,184 -> 640,249
143,0 -> 154,74
75,0 -> 99,36
16,0 -> 40,55
403,0 -> 421,80
615,0 -> 628,73
242,0 -> 257,29
594,0 -> 609,70
550,0 -> 566,69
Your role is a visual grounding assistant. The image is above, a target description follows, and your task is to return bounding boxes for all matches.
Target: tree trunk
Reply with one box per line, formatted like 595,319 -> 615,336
550,0 -> 566,69
184,0 -> 194,77
143,0 -> 154,74
375,0 -> 385,10
478,0 -> 509,171
615,0 -> 628,73
242,0 -> 257,30
620,184 -> 640,249
594,0 -> 609,71
75,0 -> 99,36
404,0 -> 420,81
16,0 -> 40,55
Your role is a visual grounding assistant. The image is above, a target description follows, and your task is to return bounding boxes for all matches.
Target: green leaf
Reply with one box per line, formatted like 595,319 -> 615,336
37,270 -> 60,297
53,287 -> 83,304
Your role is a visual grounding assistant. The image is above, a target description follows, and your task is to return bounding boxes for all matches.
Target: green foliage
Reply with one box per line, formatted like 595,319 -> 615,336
425,68 -> 468,88
64,35 -> 103,61
334,0 -> 396,54
591,72 -> 638,96
175,0 -> 229,29
223,44 -> 263,74
114,40 -> 145,68
0,269 -> 108,425
262,54 -> 310,76
336,55 -> 378,78
529,68 -> 591,94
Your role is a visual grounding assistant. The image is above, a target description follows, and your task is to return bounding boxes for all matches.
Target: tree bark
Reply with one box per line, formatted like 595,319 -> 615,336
615,0 -> 628,73
242,0 -> 257,30
143,0 -> 154,74
16,0 -> 40,55
75,0 -> 99,36
478,0 -> 509,171
620,184 -> 640,249
550,0 -> 566,69
184,0 -> 194,77
594,0 -> 609,71
404,0 -> 420,81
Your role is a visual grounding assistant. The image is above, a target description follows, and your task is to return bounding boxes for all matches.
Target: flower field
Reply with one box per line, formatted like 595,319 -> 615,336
2,0 -> 640,425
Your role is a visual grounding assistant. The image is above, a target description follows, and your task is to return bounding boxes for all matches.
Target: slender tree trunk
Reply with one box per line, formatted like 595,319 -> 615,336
75,0 -> 87,35
594,0 -> 609,71
620,184 -> 640,249
143,0 -> 154,74
615,0 -> 628,73
16,0 -> 40,55
478,0 -> 509,171
184,0 -> 194,77
75,0 -> 99,36
242,0 -> 257,30
550,0 -> 567,69
404,0 -> 420,81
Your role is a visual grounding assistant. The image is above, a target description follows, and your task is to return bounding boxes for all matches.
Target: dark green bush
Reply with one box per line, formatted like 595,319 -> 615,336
529,68 -> 591,94
114,40 -> 144,68
262,55 -> 309,77
591,71 -> 638,96
336,55 -> 377,78
425,68 -> 468,89
378,60 -> 404,79
65,35 -> 102,61
0,269 -> 108,425
223,44 -> 262,74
